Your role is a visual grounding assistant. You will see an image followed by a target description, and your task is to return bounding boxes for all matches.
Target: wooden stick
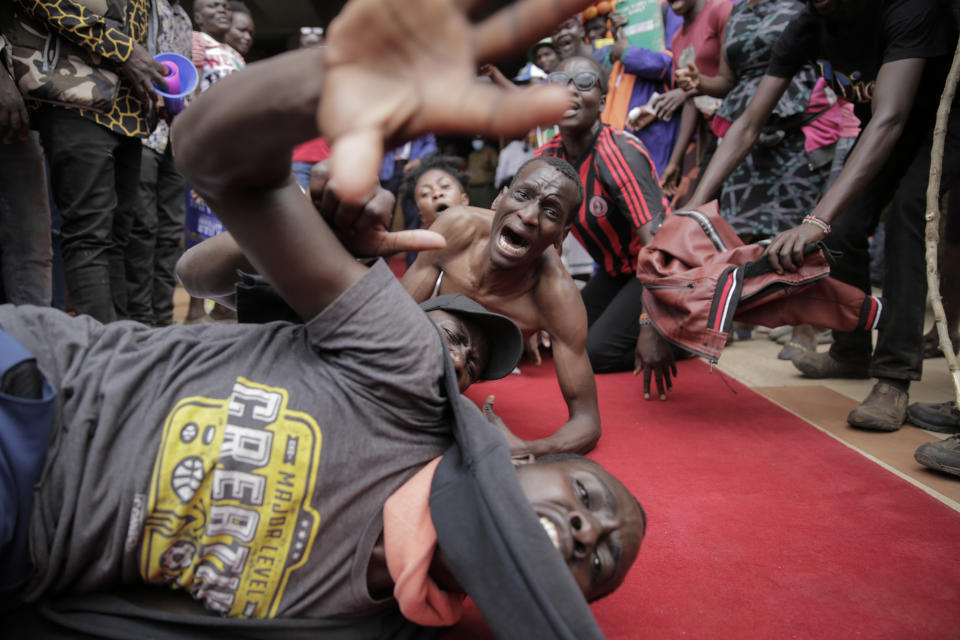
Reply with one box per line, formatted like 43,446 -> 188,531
925,38 -> 960,405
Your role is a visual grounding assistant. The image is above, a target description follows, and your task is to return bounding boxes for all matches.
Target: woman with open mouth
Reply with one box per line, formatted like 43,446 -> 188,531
536,55 -> 676,392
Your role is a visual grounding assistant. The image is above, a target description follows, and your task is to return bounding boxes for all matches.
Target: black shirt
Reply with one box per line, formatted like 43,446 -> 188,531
767,0 -> 956,126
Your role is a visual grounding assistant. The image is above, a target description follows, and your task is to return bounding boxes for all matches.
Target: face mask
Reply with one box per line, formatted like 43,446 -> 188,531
471,139 -> 485,151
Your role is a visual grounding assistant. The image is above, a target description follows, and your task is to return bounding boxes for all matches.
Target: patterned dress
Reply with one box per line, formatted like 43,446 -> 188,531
715,0 -> 824,239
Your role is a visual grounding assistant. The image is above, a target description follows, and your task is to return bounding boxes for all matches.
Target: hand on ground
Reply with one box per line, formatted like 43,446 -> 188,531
634,325 -> 678,400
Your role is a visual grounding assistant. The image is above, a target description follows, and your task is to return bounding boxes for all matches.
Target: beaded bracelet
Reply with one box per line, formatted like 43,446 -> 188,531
802,214 -> 831,235
638,312 -> 652,327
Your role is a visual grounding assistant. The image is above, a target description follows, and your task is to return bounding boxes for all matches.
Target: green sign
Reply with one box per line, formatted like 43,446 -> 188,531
618,0 -> 665,51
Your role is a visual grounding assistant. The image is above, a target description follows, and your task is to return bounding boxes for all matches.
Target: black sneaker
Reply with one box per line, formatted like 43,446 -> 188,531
914,435 -> 960,478
906,401 -> 960,434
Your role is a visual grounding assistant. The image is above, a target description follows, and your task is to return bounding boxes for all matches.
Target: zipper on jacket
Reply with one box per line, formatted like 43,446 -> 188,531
674,210 -> 727,252
644,282 -> 696,291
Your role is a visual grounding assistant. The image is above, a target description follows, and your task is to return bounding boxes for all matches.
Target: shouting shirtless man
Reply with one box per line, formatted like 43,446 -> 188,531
402,156 -> 601,457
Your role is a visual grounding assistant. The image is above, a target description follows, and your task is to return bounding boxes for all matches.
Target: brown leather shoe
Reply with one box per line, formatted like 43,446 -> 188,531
847,382 -> 908,432
792,350 -> 870,379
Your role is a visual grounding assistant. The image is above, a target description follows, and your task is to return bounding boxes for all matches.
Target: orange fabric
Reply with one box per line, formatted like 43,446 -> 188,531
383,457 -> 465,626
601,60 -> 636,129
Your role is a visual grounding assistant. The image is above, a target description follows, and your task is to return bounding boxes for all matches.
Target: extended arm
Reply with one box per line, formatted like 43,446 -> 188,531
524,276 -> 602,456
685,73 -> 791,207
764,57 -> 925,273
175,232 -> 251,309
174,48 -> 368,319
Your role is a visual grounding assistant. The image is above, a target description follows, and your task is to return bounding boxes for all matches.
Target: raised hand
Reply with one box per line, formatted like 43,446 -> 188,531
319,0 -> 596,204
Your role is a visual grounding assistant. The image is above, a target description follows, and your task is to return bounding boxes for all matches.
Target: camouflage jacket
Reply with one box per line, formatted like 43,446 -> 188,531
7,0 -> 155,137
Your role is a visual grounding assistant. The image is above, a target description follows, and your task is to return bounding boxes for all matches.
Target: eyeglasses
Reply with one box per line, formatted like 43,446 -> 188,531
547,71 -> 600,91
300,26 -> 324,35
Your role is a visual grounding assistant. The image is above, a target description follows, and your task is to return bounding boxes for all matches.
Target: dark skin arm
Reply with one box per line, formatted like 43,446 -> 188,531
174,0 -> 594,316
675,58 -> 736,99
764,57 -> 925,273
685,73 -> 791,208
0,65 -> 29,144
485,269 -> 601,456
175,231 -> 252,308
660,98 -> 699,196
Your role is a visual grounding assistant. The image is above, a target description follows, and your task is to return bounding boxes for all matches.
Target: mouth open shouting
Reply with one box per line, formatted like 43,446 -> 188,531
496,225 -> 531,259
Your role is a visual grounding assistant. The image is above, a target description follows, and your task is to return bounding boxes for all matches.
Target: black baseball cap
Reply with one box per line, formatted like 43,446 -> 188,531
420,294 -> 523,380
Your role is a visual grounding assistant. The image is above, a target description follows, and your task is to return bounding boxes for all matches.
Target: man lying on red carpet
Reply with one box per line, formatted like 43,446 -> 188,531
0,0 -> 648,638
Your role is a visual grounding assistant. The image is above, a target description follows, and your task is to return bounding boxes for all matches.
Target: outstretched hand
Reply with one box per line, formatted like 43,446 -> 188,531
308,160 -> 446,258
319,0 -> 594,204
634,324 -> 678,400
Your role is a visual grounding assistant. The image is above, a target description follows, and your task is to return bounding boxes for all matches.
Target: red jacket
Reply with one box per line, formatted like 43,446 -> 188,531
635,202 -> 882,363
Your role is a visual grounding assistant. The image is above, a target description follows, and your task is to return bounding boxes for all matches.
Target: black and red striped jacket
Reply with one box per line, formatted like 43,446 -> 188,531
536,125 -> 670,277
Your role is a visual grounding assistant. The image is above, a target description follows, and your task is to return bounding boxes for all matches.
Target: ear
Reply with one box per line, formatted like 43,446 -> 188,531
491,186 -> 507,210
599,91 -> 607,111
460,190 -> 470,206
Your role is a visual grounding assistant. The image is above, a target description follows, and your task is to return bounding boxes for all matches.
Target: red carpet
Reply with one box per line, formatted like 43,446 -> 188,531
444,357 -> 960,639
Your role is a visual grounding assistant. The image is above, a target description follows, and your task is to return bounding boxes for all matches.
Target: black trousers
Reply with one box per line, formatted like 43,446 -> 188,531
34,107 -> 141,323
827,105 -> 960,383
127,144 -> 186,326
581,271 -> 645,373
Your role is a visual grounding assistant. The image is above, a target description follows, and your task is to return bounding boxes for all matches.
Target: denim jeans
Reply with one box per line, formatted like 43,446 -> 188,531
0,133 -> 52,306
127,144 -> 186,326
34,107 -> 141,322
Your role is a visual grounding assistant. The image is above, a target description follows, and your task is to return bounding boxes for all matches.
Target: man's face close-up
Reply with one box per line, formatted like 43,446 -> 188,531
489,161 -> 577,270
195,0 -> 233,38
551,17 -> 585,60
517,458 -> 645,601
415,169 -> 468,228
426,309 -> 491,392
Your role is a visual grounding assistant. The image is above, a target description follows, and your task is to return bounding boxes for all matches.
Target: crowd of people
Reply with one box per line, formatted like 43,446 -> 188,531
1,0 -> 959,636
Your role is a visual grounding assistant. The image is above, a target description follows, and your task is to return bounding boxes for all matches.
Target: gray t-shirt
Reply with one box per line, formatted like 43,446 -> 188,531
0,262 -> 451,619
